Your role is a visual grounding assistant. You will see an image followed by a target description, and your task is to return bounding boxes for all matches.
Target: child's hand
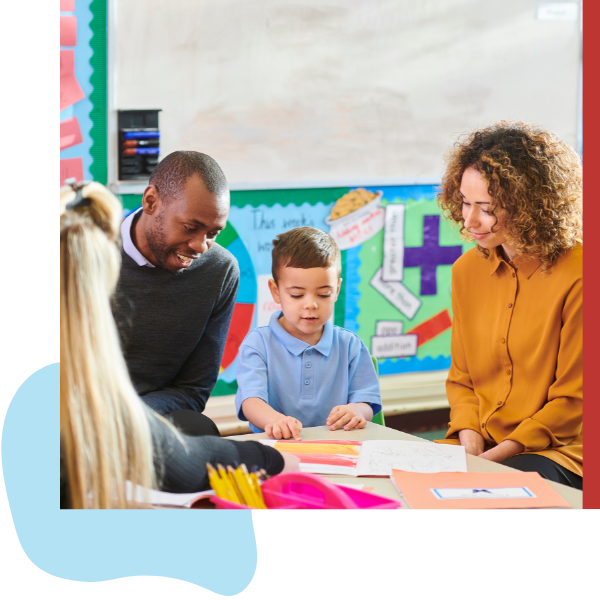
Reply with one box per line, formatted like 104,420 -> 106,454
326,404 -> 368,431
265,416 -> 303,440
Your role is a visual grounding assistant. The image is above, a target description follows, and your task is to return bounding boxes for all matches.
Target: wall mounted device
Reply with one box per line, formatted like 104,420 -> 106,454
117,109 -> 161,181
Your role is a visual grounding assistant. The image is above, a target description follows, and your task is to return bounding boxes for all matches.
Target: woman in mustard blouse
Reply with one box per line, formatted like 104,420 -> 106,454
437,121 -> 582,489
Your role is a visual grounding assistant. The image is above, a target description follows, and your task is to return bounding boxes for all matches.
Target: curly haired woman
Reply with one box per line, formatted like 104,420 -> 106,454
436,121 -> 582,489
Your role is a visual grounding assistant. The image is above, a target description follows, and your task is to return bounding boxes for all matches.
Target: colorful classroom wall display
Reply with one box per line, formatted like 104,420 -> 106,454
65,0 -> 473,398
60,0 -> 107,185
121,187 -> 473,396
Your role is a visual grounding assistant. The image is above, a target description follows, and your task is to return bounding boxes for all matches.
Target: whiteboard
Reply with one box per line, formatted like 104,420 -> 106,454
111,0 -> 581,188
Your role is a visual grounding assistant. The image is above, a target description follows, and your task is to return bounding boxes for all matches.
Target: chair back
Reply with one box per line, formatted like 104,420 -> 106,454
370,355 -> 385,426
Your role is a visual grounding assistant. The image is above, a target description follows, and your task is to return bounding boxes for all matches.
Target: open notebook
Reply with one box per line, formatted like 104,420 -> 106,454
126,482 -> 215,508
260,439 -> 467,476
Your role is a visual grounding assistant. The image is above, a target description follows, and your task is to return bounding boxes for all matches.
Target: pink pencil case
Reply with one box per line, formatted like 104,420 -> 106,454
211,472 -> 402,509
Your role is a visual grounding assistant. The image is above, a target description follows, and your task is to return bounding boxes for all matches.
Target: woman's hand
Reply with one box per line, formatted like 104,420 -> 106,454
280,452 -> 301,473
478,440 -> 524,463
458,429 -> 485,456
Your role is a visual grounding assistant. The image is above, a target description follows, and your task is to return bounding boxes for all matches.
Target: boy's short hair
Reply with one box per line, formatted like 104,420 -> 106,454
271,227 -> 341,284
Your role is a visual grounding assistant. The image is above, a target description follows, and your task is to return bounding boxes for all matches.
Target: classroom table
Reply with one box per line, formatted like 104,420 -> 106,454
229,423 -> 582,509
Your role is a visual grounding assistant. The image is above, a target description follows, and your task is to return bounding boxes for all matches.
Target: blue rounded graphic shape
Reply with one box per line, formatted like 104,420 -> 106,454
227,236 -> 257,305
2,364 -> 257,595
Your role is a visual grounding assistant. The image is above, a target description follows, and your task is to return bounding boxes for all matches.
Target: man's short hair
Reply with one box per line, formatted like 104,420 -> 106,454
271,227 -> 341,284
149,150 -> 228,201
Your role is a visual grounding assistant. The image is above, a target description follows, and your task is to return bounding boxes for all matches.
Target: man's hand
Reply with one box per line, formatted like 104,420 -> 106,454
458,429 -> 485,456
326,404 -> 369,431
479,440 -> 524,463
265,416 -> 303,440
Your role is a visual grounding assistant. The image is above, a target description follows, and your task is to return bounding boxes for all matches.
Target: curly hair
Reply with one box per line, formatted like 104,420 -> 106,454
437,121 -> 582,273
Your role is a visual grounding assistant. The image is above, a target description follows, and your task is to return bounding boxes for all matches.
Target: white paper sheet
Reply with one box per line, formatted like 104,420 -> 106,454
356,440 -> 467,476
537,2 -> 578,21
382,204 -> 405,282
431,487 -> 535,500
370,267 -> 421,319
375,320 -> 404,336
126,481 -> 214,507
263,439 -> 467,477
371,334 -> 417,359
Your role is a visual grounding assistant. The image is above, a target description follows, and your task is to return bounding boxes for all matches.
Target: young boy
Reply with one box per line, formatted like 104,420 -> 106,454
235,227 -> 382,440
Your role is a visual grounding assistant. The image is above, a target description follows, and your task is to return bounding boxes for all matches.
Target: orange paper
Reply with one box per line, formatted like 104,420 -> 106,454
60,158 -> 83,187
60,15 -> 77,46
60,50 -> 85,110
60,117 -> 83,150
391,470 -> 571,509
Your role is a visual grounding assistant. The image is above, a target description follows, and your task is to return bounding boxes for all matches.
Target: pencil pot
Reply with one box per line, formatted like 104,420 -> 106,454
211,472 -> 401,509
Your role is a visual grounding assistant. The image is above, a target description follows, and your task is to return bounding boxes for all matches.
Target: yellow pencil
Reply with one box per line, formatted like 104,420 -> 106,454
249,471 -> 267,509
232,466 -> 260,508
239,464 -> 266,509
207,463 -> 228,500
217,463 -> 242,503
227,466 -> 248,505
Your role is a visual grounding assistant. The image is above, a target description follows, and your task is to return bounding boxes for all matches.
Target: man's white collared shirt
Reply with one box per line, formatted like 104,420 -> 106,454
121,207 -> 155,267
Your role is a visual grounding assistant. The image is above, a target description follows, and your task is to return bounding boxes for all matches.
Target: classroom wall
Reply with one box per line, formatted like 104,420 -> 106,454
70,0 -> 579,401
112,0 -> 581,186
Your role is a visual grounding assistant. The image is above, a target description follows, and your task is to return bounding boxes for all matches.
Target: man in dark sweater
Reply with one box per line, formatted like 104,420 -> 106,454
112,151 -> 239,435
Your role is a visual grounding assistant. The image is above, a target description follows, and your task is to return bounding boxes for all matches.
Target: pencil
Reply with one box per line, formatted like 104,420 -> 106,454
233,465 -> 261,508
217,463 -> 242,503
240,464 -> 266,509
249,471 -> 267,509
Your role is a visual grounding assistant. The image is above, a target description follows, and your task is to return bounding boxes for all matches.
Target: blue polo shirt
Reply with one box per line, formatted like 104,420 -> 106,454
235,311 -> 382,432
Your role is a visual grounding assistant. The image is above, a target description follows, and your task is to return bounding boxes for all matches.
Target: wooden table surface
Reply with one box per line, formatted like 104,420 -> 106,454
229,423 -> 582,509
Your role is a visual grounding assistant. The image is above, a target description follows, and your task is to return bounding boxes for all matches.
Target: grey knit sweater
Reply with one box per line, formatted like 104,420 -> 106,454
112,242 -> 239,415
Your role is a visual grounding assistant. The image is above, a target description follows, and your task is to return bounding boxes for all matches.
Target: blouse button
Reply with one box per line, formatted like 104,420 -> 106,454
307,350 -> 312,355
508,303 -> 513,308
305,362 -> 312,368
481,423 -> 485,428
500,338 -> 505,344
512,273 -> 516,278
497,401 -> 502,406
304,379 -> 310,385
506,369 -> 512,375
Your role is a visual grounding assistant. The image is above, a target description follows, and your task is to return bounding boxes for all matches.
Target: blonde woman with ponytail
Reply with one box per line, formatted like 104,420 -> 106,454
60,182 -> 298,509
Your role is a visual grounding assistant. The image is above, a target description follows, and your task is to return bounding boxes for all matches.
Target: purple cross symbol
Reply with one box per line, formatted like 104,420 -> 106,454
403,215 -> 463,296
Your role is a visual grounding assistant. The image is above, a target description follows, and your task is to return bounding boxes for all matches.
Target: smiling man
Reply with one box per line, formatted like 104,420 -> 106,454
112,151 -> 238,434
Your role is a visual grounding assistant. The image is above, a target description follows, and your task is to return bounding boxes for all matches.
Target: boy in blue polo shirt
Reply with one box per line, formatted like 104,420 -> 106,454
235,227 -> 382,439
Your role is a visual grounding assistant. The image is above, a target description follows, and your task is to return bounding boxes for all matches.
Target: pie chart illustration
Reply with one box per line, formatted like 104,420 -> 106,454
219,222 -> 257,372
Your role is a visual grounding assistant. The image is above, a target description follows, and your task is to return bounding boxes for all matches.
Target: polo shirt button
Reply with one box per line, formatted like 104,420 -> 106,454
497,401 -> 502,406
304,379 -> 310,385
500,338 -> 505,344
508,303 -> 513,308
307,350 -> 312,355
305,362 -> 312,368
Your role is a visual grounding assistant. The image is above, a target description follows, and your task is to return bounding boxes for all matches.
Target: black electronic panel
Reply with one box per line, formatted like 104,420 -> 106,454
118,109 -> 161,181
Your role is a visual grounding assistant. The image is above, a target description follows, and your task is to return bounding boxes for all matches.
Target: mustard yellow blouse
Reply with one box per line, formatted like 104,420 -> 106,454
437,244 -> 582,476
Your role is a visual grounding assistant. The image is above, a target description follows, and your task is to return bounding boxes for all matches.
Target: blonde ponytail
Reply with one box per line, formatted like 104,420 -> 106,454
60,183 -> 155,508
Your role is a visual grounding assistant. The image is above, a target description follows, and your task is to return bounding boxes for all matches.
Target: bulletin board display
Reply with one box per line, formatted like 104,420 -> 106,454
60,0 -> 107,185
207,185 -> 473,396
111,0 -> 581,187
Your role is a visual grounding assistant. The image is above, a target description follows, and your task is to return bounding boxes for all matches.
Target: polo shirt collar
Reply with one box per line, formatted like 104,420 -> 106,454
489,247 -> 541,279
269,311 -> 333,357
121,208 -> 155,268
